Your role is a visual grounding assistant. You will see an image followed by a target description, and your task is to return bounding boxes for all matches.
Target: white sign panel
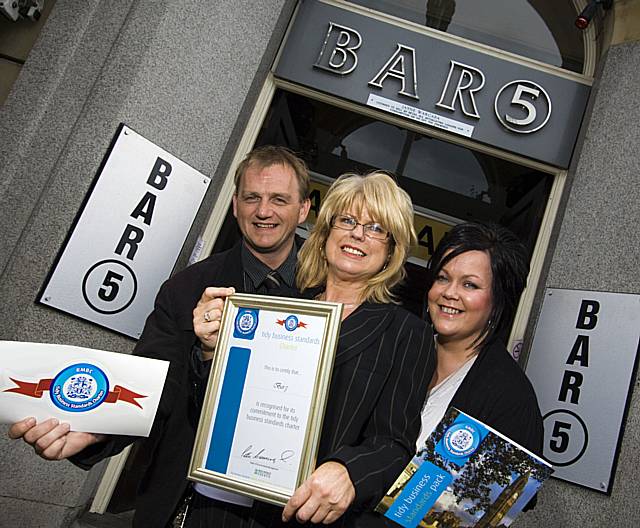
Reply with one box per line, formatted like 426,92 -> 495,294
40,125 -> 210,338
526,288 -> 640,493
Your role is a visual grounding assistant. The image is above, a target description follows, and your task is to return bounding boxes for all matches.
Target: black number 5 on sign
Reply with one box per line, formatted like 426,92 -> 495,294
82,259 -> 138,315
542,409 -> 589,468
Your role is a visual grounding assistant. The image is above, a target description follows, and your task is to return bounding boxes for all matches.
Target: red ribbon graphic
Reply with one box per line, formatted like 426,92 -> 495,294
4,377 -> 147,409
276,319 -> 308,328
5,378 -> 52,397
104,385 -> 146,409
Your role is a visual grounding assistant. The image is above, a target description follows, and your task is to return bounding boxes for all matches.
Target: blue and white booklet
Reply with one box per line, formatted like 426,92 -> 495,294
376,407 -> 553,528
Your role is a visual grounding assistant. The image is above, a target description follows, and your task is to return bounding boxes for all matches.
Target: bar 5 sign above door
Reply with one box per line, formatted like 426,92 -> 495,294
275,0 -> 591,168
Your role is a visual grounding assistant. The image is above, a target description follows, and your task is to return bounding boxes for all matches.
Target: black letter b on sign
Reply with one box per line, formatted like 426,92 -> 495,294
576,300 -> 600,330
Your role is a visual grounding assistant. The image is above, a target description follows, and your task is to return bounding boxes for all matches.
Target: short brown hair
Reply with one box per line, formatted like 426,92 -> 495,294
234,145 -> 310,201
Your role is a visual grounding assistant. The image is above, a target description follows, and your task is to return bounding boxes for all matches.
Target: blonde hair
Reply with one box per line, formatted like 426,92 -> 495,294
297,172 -> 416,304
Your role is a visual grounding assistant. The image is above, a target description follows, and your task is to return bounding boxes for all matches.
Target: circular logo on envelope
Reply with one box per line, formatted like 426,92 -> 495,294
443,423 -> 481,458
284,315 -> 299,331
235,309 -> 258,336
50,363 -> 109,413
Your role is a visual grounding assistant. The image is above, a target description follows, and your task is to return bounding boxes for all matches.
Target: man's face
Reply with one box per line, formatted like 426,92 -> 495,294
233,162 -> 310,264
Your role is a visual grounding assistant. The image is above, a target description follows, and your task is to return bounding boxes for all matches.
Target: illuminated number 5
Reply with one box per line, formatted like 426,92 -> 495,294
98,270 -> 124,302
505,84 -> 539,126
549,420 -> 571,453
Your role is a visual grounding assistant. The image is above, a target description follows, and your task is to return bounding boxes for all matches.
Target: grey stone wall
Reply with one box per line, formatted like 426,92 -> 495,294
2,1 -> 639,526
0,0 -> 291,525
518,40 -> 640,527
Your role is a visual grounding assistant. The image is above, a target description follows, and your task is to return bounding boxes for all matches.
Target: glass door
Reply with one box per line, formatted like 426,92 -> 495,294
213,88 -> 554,328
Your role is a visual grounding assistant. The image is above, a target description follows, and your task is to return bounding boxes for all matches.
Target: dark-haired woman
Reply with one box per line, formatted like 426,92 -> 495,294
416,222 -> 543,460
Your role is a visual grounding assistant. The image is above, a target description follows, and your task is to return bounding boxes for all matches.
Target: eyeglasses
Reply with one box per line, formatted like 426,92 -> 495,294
330,214 -> 390,240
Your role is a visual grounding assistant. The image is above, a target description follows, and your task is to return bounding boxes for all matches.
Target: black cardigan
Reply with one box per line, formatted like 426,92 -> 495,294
370,338 -> 544,528
449,339 -> 544,456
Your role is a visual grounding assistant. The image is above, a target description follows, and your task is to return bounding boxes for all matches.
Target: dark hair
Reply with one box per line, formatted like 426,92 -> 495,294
425,222 -> 529,351
233,145 -> 310,201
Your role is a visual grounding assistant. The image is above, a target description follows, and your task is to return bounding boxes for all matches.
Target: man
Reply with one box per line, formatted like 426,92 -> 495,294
8,145 -> 312,526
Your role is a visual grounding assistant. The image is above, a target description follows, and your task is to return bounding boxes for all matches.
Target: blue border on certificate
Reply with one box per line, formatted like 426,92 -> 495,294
205,346 -> 251,473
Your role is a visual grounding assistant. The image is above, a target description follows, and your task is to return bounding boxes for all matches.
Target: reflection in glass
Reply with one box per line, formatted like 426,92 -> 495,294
347,0 -> 585,73
335,123 -> 489,201
214,90 -> 553,316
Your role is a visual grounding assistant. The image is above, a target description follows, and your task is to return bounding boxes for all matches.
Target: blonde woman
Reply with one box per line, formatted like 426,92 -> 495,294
186,172 -> 435,527
274,172 -> 435,527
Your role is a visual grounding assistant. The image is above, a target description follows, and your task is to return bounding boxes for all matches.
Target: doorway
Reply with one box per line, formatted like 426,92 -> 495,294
212,88 -> 553,321
101,84 -> 558,519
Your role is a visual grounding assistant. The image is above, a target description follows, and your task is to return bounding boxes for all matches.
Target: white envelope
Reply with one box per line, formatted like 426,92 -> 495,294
0,341 -> 169,436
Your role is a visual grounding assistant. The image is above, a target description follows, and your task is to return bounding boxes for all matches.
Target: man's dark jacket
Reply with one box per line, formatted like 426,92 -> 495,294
72,240 -> 300,525
73,240 -> 436,527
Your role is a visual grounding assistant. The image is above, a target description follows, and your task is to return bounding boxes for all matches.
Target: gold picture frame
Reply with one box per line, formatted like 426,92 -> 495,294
188,293 -> 342,506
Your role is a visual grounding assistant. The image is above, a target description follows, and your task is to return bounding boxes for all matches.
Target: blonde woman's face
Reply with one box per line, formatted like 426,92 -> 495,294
324,205 -> 389,286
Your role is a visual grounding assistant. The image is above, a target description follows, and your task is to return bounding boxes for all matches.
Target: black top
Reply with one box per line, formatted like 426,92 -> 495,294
241,240 -> 298,293
71,239 -> 437,528
449,339 -> 544,456
372,339 -> 544,527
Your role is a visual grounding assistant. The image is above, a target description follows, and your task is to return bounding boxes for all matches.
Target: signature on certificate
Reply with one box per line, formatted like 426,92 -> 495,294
242,445 -> 295,464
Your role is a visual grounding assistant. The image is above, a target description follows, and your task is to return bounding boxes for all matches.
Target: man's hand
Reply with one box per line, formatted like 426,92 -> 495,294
282,461 -> 355,524
8,417 -> 105,460
193,287 -> 235,359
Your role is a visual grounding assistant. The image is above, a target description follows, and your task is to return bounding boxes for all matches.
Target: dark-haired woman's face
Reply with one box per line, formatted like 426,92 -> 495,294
427,250 -> 493,350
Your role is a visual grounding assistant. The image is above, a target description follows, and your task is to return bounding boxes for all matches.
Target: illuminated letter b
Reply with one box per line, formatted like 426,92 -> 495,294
313,22 -> 362,76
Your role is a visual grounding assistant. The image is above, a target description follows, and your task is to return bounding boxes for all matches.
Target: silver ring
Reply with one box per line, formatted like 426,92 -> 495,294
203,311 -> 211,323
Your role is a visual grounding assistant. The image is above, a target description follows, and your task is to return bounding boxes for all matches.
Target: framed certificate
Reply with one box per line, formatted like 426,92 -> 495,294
188,293 -> 342,506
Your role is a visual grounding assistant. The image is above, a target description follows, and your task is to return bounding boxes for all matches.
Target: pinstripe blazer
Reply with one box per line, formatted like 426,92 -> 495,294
242,302 -> 436,527
72,246 -> 434,527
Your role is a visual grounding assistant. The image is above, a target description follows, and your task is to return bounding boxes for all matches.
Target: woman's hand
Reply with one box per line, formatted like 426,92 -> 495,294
8,417 -> 106,460
282,461 -> 355,524
192,286 -> 235,359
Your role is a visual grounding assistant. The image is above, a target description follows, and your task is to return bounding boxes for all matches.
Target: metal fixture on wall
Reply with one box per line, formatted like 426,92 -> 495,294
0,0 -> 43,22
575,0 -> 613,30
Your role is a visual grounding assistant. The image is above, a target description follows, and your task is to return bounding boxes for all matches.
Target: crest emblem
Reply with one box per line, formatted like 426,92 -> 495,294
443,422 -> 481,459
234,308 -> 259,339
50,363 -> 109,413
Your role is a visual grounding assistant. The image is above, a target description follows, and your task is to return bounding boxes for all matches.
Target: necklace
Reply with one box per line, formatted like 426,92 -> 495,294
316,292 -> 360,308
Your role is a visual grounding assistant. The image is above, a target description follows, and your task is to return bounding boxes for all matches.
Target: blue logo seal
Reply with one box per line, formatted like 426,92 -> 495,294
443,422 -> 481,459
233,308 -> 259,340
284,315 -> 299,331
50,363 -> 109,413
